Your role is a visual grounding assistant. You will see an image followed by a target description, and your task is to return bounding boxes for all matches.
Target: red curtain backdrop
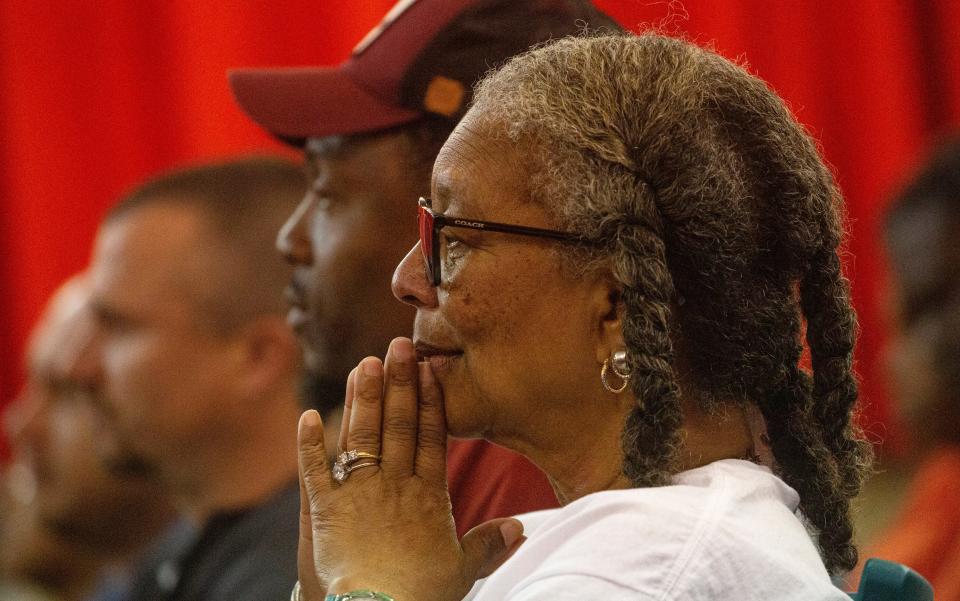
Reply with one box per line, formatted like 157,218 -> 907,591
3,1 -> 959,460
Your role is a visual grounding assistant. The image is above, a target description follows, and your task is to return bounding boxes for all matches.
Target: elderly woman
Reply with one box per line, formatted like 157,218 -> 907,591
293,32 -> 871,600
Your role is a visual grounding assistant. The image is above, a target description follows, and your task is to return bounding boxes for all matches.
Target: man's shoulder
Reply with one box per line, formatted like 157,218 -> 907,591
208,482 -> 300,596
168,482 -> 300,601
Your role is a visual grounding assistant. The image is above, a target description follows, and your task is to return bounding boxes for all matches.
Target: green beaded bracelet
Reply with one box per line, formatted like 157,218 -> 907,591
325,591 -> 396,601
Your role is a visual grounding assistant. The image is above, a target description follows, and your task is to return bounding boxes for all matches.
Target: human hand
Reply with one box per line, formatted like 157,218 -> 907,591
296,337 -> 525,601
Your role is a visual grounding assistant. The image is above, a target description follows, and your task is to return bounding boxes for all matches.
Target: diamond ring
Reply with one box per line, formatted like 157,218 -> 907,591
332,449 -> 381,483
336,449 -> 381,466
332,460 -> 379,483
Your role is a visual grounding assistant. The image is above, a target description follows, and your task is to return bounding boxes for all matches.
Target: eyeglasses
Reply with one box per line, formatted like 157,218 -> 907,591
417,197 -> 587,286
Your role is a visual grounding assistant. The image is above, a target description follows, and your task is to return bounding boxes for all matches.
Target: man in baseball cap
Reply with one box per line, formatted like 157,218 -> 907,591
230,0 -> 621,534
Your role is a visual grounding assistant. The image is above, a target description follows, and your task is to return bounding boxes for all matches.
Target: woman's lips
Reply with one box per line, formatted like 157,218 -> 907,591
414,341 -> 463,373
425,353 -> 461,373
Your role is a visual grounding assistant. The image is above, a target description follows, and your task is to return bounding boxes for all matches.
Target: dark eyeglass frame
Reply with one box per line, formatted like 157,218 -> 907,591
418,196 -> 587,286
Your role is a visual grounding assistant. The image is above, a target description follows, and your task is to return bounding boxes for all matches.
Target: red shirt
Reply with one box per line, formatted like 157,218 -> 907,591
447,438 -> 559,537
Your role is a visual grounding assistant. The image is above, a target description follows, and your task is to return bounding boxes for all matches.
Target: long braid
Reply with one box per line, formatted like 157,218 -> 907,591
757,248 -> 870,574
797,248 -> 873,571
611,203 -> 684,486
758,365 -> 853,573
802,249 -> 872,496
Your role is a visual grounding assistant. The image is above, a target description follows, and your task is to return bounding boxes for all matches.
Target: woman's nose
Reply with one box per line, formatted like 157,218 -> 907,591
392,243 -> 438,309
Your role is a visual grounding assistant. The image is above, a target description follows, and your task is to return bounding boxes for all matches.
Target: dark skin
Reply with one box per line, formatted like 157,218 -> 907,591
277,133 -> 420,384
277,131 -> 431,597
297,340 -> 521,600
295,117 -> 755,599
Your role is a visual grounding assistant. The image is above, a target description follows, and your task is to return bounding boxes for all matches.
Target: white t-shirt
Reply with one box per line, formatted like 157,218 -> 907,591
466,459 -> 847,600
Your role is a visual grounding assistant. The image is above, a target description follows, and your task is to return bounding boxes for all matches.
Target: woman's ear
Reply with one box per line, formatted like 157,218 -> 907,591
593,277 -> 626,365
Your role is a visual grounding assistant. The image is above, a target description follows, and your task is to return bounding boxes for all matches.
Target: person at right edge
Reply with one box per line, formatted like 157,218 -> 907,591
855,136 -> 960,600
229,0 -> 622,536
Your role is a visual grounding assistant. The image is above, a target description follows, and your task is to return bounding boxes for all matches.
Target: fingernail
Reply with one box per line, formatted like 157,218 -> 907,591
391,337 -> 415,362
362,357 -> 382,377
302,409 -> 320,428
499,519 -> 524,549
299,410 -> 321,443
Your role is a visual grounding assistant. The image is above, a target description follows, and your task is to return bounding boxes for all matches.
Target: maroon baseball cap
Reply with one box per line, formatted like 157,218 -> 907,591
228,0 -> 619,143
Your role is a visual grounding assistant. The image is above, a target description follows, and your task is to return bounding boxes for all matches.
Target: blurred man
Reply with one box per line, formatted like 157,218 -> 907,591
1,276 -> 176,601
229,0 -> 622,534
69,158 -> 307,601
860,137 -> 960,598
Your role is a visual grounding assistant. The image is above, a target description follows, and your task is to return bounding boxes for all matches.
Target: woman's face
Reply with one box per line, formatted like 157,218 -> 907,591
392,116 -> 609,446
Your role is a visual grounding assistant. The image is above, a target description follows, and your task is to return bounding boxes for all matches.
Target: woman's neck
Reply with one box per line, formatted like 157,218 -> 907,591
676,402 -> 755,471
499,399 -> 755,506
503,403 -> 634,506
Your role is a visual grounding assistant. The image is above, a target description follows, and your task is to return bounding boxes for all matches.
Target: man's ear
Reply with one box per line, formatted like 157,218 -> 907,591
593,276 -> 627,365
232,315 -> 301,398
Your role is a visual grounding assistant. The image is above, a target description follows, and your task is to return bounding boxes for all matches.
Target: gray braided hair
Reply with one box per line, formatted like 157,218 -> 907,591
470,32 -> 872,574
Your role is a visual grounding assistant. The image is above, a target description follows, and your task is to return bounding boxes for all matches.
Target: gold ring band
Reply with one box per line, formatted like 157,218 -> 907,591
336,449 -> 381,466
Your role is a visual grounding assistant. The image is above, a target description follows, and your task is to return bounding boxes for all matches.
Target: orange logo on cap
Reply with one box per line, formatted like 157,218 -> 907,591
424,76 -> 465,117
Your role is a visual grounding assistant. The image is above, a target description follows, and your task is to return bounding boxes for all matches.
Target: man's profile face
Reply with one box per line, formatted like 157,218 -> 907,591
278,131 -> 423,391
81,204 -> 245,482
8,294 -> 113,527
5,280 -> 171,551
9,382 -> 164,547
11,380 -> 103,523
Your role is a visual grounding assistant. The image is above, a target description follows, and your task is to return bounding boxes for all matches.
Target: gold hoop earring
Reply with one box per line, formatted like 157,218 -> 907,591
601,350 -> 632,394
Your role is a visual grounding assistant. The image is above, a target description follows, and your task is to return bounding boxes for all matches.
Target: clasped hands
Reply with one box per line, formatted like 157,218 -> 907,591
295,337 -> 525,601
